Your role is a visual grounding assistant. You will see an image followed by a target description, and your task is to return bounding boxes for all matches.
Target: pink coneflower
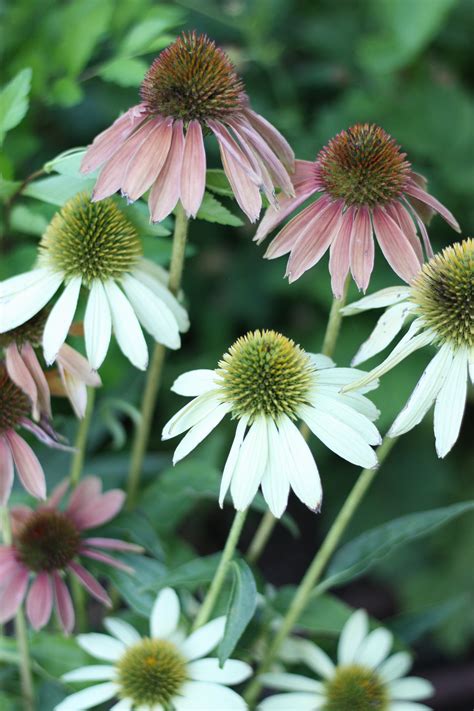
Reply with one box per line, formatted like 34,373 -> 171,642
254,123 -> 460,296
81,31 -> 295,223
0,476 -> 142,633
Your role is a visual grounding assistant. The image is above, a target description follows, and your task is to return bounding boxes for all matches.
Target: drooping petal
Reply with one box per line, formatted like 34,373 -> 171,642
104,281 -> 148,370
43,276 -> 82,364
243,109 -> 295,169
218,136 -> 262,222
121,117 -> 173,201
80,549 -> 133,573
341,286 -> 412,315
26,572 -> 53,630
149,119 -> 185,222
0,269 -> 63,333
84,281 -> 112,369
0,436 -> 14,505
82,537 -> 142,553
57,344 -> 101,387
208,120 -> 260,184
0,564 -> 29,624
260,419 -> 290,518
121,274 -> 180,350
150,587 -> 181,639
5,343 -> 39,419
162,391 -> 223,440
219,416 -> 249,507
433,346 -> 468,457
350,206 -> 374,292
174,681 -> 247,710
52,571 -> 75,633
404,182 -> 460,232
54,683 -> 118,711
171,369 -> 218,397
264,195 -> 331,260
6,431 -> 46,500
69,561 -> 111,606
277,416 -> 322,512
180,120 -> 206,218
133,259 -> 189,332
329,207 -> 354,298
372,207 -> 422,284
351,301 -> 415,366
21,343 -> 52,419
315,394 -> 381,445
172,402 -> 231,464
230,416 -> 269,511
386,201 -> 424,263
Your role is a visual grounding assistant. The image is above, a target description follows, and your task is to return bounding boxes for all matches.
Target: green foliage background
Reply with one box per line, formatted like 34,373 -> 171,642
1,0 -> 473,707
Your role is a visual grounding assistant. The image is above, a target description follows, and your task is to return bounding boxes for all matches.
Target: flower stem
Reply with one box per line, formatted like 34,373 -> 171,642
127,204 -> 189,508
246,278 -> 350,565
192,509 -> 248,631
69,387 -> 95,486
244,435 -> 398,707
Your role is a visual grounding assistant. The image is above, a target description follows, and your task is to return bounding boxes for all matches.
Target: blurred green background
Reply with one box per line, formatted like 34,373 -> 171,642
1,1 -> 473,708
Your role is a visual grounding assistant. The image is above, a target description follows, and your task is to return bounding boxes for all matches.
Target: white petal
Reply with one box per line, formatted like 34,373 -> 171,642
121,274 -> 181,350
278,416 -> 322,512
338,609 -> 369,665
1,268 -> 51,299
43,277 -> 82,364
109,701 -> 132,711
298,639 -> 335,679
342,286 -> 411,315
219,416 -> 249,507
173,403 -> 231,464
151,587 -> 180,639
134,261 -> 189,332
104,281 -> 148,370
389,704 -> 432,711
351,302 -> 415,366
1,269 -> 62,332
308,353 -> 335,369
102,618 -> 141,647
188,658 -> 252,684
433,347 -> 468,457
174,681 -> 246,710
379,652 -> 413,683
62,665 -> 116,682
162,392 -> 222,439
389,344 -> 453,438
180,617 -> 226,661
84,281 -> 112,369
261,419 -> 290,518
259,693 -> 325,710
54,682 -> 118,711
357,628 -> 393,668
77,634 -> 126,662
469,351 -> 474,384
230,417 -> 269,511
314,394 -> 381,445
171,370 -> 219,397
260,672 -> 324,693
389,677 -> 434,701
315,367 -> 379,394
338,392 -> 380,421
300,404 -> 378,469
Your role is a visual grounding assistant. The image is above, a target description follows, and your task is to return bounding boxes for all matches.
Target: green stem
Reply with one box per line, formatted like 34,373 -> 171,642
69,388 -> 95,486
245,278 -> 350,565
244,435 -> 398,706
127,204 -> 189,508
192,509 -> 248,631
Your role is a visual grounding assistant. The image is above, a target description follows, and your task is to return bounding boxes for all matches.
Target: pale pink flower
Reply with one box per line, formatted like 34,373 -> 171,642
81,32 -> 295,223
255,123 -> 460,296
0,476 -> 142,633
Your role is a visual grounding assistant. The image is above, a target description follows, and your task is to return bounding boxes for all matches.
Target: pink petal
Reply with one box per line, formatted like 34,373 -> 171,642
21,343 -> 52,419
43,478 -> 69,510
81,549 -> 133,573
180,120 -> 207,218
6,431 -> 46,500
411,204 -> 435,259
121,118 -> 173,201
0,435 -> 14,505
350,206 -> 375,292
92,119 -> 158,201
208,120 -> 261,185
373,207 -> 422,284
243,108 -> 295,169
66,476 -> 102,520
58,365 -> 87,419
52,571 -> 75,633
69,562 -> 111,606
10,505 -> 33,535
0,565 -> 29,624
386,202 -> 424,262
219,139 -> 262,222
286,199 -> 343,282
57,345 -> 101,387
26,572 -> 53,630
72,490 -> 125,530
81,104 -> 148,174
5,344 -> 39,420
226,122 -> 273,207
149,119 -> 185,222
329,207 -> 355,298
0,547 -> 21,579
83,537 -> 143,552
404,183 -> 460,232
265,195 -> 332,259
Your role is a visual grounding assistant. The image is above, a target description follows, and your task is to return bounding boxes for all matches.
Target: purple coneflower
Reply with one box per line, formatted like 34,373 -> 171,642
80,31 -> 295,223
0,476 -> 142,633
255,123 -> 460,295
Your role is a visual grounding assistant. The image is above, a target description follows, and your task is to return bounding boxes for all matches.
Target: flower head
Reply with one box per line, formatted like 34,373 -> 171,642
55,586 -> 251,710
0,193 -> 189,370
259,609 -> 434,710
341,239 -> 473,457
163,330 -> 381,518
0,476 -> 142,632
255,123 -> 460,295
80,31 -> 295,223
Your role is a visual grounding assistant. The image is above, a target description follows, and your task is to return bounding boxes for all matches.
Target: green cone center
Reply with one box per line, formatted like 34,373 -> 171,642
323,664 -> 389,711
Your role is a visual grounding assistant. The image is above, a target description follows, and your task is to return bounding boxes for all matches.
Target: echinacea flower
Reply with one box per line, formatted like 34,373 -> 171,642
0,193 -> 189,370
56,586 -> 252,710
341,239 -> 473,458
1,310 -> 101,419
254,123 -> 460,295
0,476 -> 142,633
259,609 -> 434,710
80,31 -> 295,223
162,330 -> 381,518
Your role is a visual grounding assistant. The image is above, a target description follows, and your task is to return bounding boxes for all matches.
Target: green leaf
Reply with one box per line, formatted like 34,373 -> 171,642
119,7 -> 185,55
50,78 -> 84,108
10,204 -> 48,235
0,176 -> 21,200
206,169 -> 234,197
54,0 -> 113,77
101,510 -> 164,560
271,586 -> 352,635
322,501 -> 474,590
99,57 -> 148,87
30,634 -> 90,678
23,175 -> 95,205
0,68 -> 32,143
218,560 -> 257,665
389,594 -> 471,645
44,148 -> 89,178
125,200 -> 171,236
105,555 -> 167,617
196,192 -> 243,226
144,554 -> 221,593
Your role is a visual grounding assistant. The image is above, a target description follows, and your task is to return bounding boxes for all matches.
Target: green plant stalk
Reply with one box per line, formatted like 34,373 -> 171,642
246,278 -> 350,565
127,204 -> 189,508
192,509 -> 248,631
244,435 -> 398,706
69,387 -> 96,486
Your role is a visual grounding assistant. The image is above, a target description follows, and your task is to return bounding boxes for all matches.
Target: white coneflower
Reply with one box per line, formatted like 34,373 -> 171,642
163,330 -> 381,518
342,239 -> 473,458
259,609 -> 434,710
0,193 -> 189,371
55,587 -> 251,710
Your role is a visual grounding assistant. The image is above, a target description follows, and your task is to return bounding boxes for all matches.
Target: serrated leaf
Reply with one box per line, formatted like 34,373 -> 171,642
0,68 -> 32,143
218,560 -> 257,665
196,192 -> 243,226
99,57 -> 148,87
23,175 -> 95,205
206,169 -> 234,197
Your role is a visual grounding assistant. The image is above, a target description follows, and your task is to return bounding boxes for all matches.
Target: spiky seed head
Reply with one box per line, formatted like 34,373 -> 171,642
140,31 -> 246,123
411,238 -> 473,348
38,192 -> 142,286
324,664 -> 389,711
217,329 -> 314,421
17,510 -> 81,572
117,638 -> 187,707
0,310 -> 48,349
0,366 -> 30,433
318,123 -> 411,207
